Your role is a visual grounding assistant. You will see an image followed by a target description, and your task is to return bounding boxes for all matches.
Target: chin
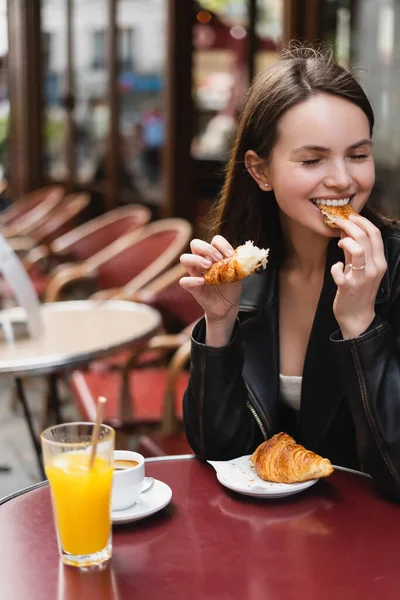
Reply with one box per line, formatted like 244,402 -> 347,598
309,221 -> 341,238
325,227 -> 341,238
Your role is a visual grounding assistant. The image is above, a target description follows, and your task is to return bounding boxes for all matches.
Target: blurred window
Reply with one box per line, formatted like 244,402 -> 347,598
192,0 -> 283,162
42,0 -> 68,181
92,27 -> 135,72
119,28 -> 134,72
255,0 -> 283,74
0,0 -> 8,180
42,31 -> 54,73
92,30 -> 106,70
41,0 -> 166,207
74,1 -> 109,185
117,0 -> 167,206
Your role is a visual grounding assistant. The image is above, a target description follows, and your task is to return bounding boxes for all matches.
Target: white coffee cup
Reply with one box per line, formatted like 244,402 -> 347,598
111,450 -> 145,511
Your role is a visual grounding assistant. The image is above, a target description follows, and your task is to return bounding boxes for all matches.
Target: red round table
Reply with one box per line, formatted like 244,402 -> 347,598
0,456 -> 399,599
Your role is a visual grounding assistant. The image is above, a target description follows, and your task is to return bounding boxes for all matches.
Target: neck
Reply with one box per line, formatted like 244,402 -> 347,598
280,215 -> 331,276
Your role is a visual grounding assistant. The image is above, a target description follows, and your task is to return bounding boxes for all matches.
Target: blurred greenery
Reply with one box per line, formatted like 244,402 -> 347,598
0,111 -> 66,166
200,0 -> 239,11
0,114 -> 8,165
44,113 -> 66,150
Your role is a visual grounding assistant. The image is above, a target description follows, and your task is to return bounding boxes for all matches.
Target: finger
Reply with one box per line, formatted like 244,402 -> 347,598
339,231 -> 352,266
348,214 -> 387,273
180,253 -> 212,277
335,217 -> 372,264
210,235 -> 235,257
331,262 -> 346,288
337,237 -> 366,271
190,239 -> 224,262
179,276 -> 205,292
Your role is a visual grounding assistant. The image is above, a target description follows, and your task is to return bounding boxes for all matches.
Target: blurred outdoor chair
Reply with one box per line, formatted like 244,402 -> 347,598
24,203 -> 151,276
69,264 -> 202,455
0,184 -> 62,226
128,267 -> 201,456
1,185 -> 65,238
69,324 -> 194,455
0,193 -> 90,302
44,218 -> 192,303
87,262 -> 203,373
11,192 -> 90,257
131,262 -> 204,333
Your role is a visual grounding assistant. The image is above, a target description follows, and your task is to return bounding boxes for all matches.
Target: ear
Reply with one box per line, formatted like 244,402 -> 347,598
244,150 -> 272,191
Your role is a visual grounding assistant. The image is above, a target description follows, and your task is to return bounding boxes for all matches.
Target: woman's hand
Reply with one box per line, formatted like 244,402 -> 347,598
180,235 -> 242,320
331,214 -> 387,339
180,235 -> 242,345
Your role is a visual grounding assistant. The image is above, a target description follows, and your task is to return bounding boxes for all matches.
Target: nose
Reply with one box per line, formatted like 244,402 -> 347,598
324,159 -> 352,191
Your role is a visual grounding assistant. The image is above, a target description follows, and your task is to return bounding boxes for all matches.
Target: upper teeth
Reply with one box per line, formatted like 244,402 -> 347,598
312,197 -> 350,207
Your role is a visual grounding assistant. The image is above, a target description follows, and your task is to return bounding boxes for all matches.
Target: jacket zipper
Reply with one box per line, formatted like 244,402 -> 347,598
246,400 -> 268,440
245,383 -> 269,440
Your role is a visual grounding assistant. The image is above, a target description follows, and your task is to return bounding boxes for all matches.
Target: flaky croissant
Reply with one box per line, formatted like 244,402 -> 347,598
204,241 -> 269,285
317,203 -> 357,229
250,432 -> 334,483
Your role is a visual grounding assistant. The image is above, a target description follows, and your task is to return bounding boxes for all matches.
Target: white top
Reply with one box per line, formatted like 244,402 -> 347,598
279,374 -> 302,412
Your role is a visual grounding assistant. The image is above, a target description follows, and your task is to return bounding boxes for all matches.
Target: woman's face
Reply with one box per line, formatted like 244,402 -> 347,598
264,93 -> 375,237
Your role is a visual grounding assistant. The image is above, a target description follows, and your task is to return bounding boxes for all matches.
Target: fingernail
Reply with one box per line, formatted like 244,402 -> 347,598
202,259 -> 212,268
226,248 -> 234,256
214,251 -> 223,261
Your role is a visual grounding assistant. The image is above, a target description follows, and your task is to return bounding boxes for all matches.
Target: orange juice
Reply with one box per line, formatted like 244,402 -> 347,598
46,452 -> 113,555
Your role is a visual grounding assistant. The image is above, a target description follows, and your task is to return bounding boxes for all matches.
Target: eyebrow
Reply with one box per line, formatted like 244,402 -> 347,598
293,139 -> 373,153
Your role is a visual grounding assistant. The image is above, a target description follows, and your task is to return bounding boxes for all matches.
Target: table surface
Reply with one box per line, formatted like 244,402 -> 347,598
0,300 -> 161,375
0,456 -> 399,600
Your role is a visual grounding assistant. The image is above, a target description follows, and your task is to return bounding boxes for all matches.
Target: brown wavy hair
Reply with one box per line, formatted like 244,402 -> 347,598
212,44 -> 387,264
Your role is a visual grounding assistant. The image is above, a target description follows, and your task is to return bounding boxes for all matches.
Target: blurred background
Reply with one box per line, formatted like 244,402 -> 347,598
1,0 -> 399,232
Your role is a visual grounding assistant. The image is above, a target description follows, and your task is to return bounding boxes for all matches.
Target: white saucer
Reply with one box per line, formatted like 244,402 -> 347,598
111,478 -> 172,525
208,455 -> 319,499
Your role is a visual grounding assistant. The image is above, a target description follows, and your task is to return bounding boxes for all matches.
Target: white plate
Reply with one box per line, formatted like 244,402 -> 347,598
208,454 -> 319,499
111,478 -> 172,524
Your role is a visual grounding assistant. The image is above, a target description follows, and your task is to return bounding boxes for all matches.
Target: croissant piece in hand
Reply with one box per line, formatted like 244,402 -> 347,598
250,432 -> 334,483
204,241 -> 269,285
317,202 -> 357,229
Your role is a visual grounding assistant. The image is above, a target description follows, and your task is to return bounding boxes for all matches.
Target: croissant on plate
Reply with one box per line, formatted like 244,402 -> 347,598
203,241 -> 269,285
250,432 -> 334,483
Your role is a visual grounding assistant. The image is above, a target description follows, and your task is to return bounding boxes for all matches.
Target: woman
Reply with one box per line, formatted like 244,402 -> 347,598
179,45 -> 400,500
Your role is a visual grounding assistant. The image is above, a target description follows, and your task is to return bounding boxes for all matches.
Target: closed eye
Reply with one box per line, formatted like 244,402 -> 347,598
301,158 -> 321,166
349,154 -> 369,160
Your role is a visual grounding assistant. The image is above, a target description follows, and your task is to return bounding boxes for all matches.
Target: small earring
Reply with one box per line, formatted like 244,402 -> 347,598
264,183 -> 269,188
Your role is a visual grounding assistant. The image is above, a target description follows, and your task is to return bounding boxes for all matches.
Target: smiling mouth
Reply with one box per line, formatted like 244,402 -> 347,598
311,195 -> 354,207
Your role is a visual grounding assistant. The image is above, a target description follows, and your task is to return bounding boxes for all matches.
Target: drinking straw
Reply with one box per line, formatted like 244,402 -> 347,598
89,396 -> 107,469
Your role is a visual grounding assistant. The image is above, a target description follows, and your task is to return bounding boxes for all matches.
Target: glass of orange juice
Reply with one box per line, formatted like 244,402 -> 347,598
41,422 -> 115,569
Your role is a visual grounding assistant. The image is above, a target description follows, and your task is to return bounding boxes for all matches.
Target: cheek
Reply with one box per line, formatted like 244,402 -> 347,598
273,167 -> 319,200
355,162 -> 375,192
366,165 -> 375,191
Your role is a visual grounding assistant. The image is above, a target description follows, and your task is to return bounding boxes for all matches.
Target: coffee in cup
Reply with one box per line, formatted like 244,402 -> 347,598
112,451 -> 145,511
114,459 -> 139,470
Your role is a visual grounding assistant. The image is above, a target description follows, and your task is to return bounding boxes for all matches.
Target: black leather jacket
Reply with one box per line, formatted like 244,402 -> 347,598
183,228 -> 400,501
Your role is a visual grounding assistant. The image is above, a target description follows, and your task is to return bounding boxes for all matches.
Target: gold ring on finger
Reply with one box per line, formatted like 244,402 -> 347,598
347,263 -> 366,271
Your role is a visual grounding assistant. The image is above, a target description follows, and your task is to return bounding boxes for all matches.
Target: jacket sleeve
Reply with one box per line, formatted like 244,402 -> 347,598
330,290 -> 400,501
183,318 -> 265,461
